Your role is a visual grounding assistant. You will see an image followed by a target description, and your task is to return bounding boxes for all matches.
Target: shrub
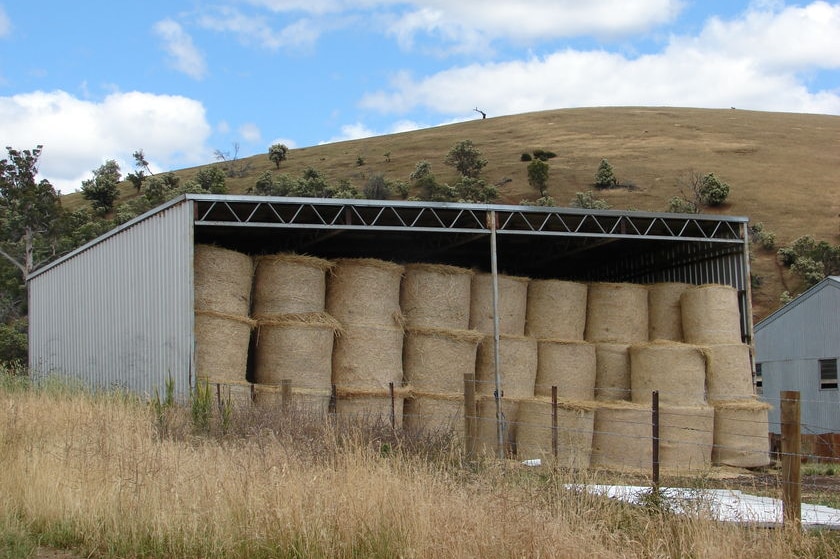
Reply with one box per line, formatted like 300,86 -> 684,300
363,174 -> 391,200
571,191 -> 610,210
698,173 -> 730,206
0,318 -> 27,365
667,196 -> 698,214
520,153 -> 532,162
444,140 -> 486,178
527,158 -> 550,197
749,222 -> 776,251
532,149 -> 557,161
594,159 -> 617,189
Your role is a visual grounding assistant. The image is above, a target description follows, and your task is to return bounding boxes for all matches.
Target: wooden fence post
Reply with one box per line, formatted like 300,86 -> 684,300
652,390 -> 660,491
781,390 -> 801,527
464,373 -> 477,459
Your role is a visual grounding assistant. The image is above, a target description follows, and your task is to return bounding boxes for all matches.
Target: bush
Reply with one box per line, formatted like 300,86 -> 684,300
571,191 -> 610,210
698,173 -> 730,206
0,318 -> 27,365
363,174 -> 391,200
527,158 -> 550,197
749,222 -> 776,250
520,153 -> 532,162
532,149 -> 557,161
594,159 -> 617,189
667,196 -> 698,214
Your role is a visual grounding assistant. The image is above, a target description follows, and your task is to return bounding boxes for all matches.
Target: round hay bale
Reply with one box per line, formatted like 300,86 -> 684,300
194,310 -> 254,383
659,405 -> 715,471
326,258 -> 404,327
712,399 -> 771,468
475,334 -> 538,400
252,253 -> 333,315
515,398 -> 595,469
594,343 -> 631,401
252,384 -> 332,415
331,323 -> 404,389
681,284 -> 742,344
535,340 -> 597,400
585,282 -> 649,343
401,264 -> 473,330
469,273 -> 530,336
335,393 -> 404,429
404,395 -> 464,436
403,327 -> 483,393
630,341 -> 707,406
194,244 -> 254,316
475,397 -> 519,458
526,280 -> 588,340
705,343 -> 756,401
590,401 -> 652,471
648,282 -> 691,341
252,313 -> 340,389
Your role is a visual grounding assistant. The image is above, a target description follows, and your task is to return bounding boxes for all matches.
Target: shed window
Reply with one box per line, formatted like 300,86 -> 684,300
820,359 -> 838,390
754,363 -> 763,395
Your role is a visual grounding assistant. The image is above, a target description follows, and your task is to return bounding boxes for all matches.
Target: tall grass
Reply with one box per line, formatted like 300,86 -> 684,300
2,370 -> 839,558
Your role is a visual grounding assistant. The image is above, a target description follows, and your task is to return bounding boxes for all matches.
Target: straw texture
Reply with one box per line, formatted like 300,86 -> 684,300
648,282 -> 691,342
403,327 -> 483,393
681,284 -> 742,344
585,282 -> 649,343
525,279 -> 588,340
590,402 -> 652,471
194,244 -> 254,316
704,343 -> 756,401
711,399 -> 772,468
252,253 -> 333,315
594,343 -> 631,401
535,340 -> 597,400
194,310 -> 255,383
659,405 -> 715,471
326,258 -> 405,327
469,273 -> 530,335
629,341 -> 707,406
475,334 -> 538,399
401,263 -> 473,330
515,398 -> 595,469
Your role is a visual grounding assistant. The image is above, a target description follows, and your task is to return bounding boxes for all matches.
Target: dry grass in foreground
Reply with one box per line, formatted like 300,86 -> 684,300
2,372 -> 839,559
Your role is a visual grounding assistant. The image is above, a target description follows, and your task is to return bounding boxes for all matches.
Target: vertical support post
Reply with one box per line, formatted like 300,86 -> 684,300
652,390 -> 660,491
281,379 -> 291,411
551,386 -> 559,460
781,390 -> 802,528
329,384 -> 337,415
487,210 -> 504,459
389,382 -> 396,430
464,373 -> 477,460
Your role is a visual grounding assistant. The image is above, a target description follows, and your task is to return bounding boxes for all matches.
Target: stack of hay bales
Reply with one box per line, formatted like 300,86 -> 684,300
587,282 -> 651,470
681,284 -> 769,467
517,279 -> 596,467
401,264 -> 481,435
587,282 -> 648,402
470,272 -> 535,456
251,253 -> 338,413
193,244 -> 255,395
629,341 -> 714,471
328,258 -> 406,424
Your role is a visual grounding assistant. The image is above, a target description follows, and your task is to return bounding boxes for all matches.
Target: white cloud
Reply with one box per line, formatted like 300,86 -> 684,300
267,137 -> 298,149
681,2 -> 840,72
0,5 -> 11,38
0,90 -> 212,192
360,2 -> 840,118
196,7 -> 321,50
238,122 -> 262,143
321,122 -> 378,144
153,19 -> 207,79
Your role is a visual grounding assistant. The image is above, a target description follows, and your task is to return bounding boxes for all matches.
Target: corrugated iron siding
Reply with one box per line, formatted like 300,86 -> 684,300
28,201 -> 194,398
755,280 -> 840,433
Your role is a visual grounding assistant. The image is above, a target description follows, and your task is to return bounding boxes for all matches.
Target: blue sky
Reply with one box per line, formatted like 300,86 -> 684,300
1,0 -> 839,192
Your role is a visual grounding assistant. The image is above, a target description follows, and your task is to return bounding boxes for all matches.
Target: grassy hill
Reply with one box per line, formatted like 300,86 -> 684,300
75,106 -> 840,321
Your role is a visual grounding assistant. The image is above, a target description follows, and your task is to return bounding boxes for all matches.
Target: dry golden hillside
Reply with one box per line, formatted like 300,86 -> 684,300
91,106 -> 840,321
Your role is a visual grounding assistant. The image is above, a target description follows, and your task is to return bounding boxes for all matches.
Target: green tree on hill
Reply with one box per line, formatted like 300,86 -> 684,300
81,159 -> 121,213
594,159 -> 617,189
527,158 -> 550,197
444,140 -> 486,178
268,143 -> 289,169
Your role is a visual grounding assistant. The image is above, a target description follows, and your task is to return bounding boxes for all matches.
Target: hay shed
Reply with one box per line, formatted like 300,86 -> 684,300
28,195 -> 753,409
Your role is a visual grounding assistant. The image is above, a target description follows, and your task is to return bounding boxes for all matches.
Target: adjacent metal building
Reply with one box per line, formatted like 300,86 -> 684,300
755,276 -> 840,434
28,194 -> 753,398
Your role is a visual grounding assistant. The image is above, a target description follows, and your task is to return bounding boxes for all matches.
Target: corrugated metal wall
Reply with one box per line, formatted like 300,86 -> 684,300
28,200 -> 194,398
755,280 -> 840,433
